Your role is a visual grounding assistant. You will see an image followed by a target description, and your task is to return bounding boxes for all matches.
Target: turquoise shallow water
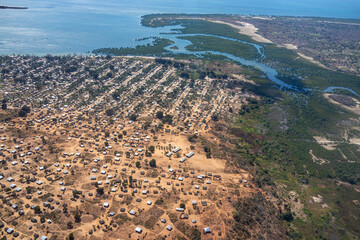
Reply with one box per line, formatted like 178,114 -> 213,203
1,0 -> 360,54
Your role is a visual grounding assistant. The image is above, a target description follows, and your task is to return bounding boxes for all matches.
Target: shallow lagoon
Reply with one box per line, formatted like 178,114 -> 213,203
1,0 -> 360,54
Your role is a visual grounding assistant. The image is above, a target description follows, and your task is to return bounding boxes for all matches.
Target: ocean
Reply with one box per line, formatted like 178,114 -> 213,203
1,0 -> 360,55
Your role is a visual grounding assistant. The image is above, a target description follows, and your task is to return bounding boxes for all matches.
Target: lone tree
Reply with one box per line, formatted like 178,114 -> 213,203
105,108 -> 115,116
148,146 -> 155,153
136,161 -> 141,168
282,212 -> 294,222
68,233 -> 75,240
162,114 -> 173,124
1,99 -> 7,110
74,212 -> 81,223
19,105 -> 31,117
211,114 -> 219,122
149,159 -> 156,168
156,111 -> 164,119
34,206 -> 41,214
129,114 -> 137,121
67,221 -> 73,229
96,187 -> 104,195
112,91 -> 120,100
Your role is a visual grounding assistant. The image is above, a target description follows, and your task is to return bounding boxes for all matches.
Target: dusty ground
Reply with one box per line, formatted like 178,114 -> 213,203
0,56 -> 262,240
313,136 -> 337,150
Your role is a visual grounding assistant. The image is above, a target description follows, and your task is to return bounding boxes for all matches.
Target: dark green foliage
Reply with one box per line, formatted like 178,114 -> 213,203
155,198 -> 164,205
1,99 -> 7,110
179,35 -> 258,60
141,15 -> 255,43
93,38 -> 174,56
204,146 -> 211,158
155,58 -> 172,65
74,210 -> 81,223
112,91 -> 120,100
67,233 -> 75,240
65,65 -> 78,73
19,105 -> 30,117
180,72 -> 190,79
211,115 -> 219,121
106,71 -> 114,78
129,114 -> 137,121
281,212 -> 294,222
105,108 -> 115,116
187,134 -> 197,143
148,146 -> 155,153
34,206 -> 41,214
204,146 -> 211,152
162,114 -> 173,124
67,221 -> 73,229
156,111 -> 164,119
149,159 -> 156,167
96,187 -> 104,195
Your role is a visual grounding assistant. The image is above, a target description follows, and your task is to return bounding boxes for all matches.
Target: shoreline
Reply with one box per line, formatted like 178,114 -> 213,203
196,17 -> 329,69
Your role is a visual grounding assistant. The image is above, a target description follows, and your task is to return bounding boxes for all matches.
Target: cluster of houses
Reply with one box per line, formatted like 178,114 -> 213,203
0,55 -> 252,239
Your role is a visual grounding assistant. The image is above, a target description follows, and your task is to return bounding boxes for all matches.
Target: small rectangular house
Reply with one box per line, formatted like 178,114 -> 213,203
204,227 -> 211,234
173,147 -> 181,153
186,152 -> 194,158
135,227 -> 142,233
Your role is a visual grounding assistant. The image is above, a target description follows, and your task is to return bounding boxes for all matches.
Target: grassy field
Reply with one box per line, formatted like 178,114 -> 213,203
232,77 -> 360,239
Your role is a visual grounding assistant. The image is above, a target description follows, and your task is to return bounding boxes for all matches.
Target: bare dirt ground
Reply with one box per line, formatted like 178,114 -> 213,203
313,136 -> 337,150
0,56 -> 264,240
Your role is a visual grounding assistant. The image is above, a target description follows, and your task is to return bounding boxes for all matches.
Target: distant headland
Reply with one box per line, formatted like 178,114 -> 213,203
0,5 -> 28,9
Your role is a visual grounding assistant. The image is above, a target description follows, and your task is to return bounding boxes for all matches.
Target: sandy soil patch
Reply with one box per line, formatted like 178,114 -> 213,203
313,136 -> 337,150
232,74 -> 258,85
309,149 -> 329,165
310,194 -> 324,203
252,16 -> 275,20
283,44 -> 298,50
349,138 -> 360,146
207,20 -> 273,44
